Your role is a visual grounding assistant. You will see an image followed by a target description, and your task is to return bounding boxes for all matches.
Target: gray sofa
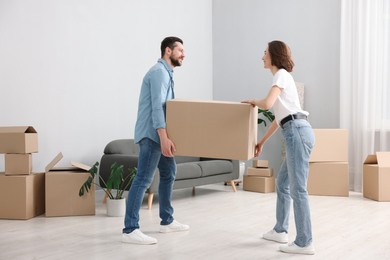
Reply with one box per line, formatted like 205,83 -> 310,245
99,139 -> 239,208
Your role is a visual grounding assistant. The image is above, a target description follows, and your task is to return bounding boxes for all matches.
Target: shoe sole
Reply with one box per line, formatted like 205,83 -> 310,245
280,245 -> 315,255
160,227 -> 190,233
263,236 -> 288,244
280,248 -> 315,255
122,238 -> 157,245
121,234 -> 157,245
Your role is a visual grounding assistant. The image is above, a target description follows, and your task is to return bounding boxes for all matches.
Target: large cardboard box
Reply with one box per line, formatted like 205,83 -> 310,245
243,175 -> 275,193
363,152 -> 390,201
166,99 -> 258,160
45,153 -> 95,217
5,154 -> 32,175
310,129 -> 348,162
246,167 -> 273,177
307,162 -> 349,197
0,126 -> 38,154
0,172 -> 45,220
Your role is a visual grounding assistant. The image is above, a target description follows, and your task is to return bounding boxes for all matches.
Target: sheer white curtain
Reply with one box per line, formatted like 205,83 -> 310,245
340,0 -> 390,192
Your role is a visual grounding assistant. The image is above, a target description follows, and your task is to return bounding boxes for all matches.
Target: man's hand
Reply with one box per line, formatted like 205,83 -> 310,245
157,128 -> 176,157
160,137 -> 176,157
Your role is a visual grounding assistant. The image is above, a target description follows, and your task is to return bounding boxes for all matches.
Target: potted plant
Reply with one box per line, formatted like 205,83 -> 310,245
79,162 -> 136,217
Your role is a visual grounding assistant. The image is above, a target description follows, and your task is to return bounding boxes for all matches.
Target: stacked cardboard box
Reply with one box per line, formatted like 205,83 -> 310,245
1,126 -> 38,175
0,126 -> 95,219
307,129 -> 349,197
363,152 -> 390,201
243,160 -> 275,193
0,126 -> 45,220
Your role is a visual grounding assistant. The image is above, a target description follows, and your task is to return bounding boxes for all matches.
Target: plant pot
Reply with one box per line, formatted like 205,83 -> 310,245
106,198 -> 126,217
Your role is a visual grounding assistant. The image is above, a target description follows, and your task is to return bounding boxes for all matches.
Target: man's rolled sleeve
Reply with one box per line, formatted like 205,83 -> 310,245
150,70 -> 168,130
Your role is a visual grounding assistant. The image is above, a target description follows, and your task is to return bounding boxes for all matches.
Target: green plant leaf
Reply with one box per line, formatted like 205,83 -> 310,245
79,161 -> 137,200
258,118 -> 267,127
79,162 -> 100,197
117,167 -> 137,199
107,163 -> 124,190
258,108 -> 275,127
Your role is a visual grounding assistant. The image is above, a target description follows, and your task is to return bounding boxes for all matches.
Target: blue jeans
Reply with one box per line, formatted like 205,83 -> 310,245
123,138 -> 176,233
274,119 -> 315,247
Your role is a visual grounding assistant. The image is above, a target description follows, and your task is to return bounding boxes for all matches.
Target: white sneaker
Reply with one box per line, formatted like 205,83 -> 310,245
160,220 -> 190,233
262,229 -> 288,243
280,242 -> 315,255
122,229 -> 157,245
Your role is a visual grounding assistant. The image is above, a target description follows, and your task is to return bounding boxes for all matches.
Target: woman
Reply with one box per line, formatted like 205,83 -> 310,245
243,40 -> 315,255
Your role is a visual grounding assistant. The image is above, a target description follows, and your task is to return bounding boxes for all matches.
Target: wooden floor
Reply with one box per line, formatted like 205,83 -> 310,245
1,184 -> 390,260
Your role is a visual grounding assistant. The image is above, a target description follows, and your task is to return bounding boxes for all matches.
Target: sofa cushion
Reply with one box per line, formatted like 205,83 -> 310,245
197,160 -> 233,177
175,156 -> 200,164
175,162 -> 202,180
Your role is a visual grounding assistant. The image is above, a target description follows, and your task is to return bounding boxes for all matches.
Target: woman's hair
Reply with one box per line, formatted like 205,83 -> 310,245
268,40 -> 294,72
161,36 -> 183,58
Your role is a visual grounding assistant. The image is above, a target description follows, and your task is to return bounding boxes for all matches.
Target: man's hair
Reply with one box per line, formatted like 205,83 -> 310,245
161,36 -> 183,58
268,40 -> 294,72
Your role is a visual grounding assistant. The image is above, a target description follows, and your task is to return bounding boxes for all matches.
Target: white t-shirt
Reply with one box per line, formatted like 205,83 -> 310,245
272,69 -> 308,125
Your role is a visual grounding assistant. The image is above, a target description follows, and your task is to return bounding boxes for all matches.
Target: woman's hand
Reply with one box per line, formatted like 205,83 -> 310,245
241,99 -> 256,107
254,142 -> 264,157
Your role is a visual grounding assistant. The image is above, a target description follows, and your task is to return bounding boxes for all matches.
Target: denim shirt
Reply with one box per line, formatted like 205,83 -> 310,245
134,59 -> 174,144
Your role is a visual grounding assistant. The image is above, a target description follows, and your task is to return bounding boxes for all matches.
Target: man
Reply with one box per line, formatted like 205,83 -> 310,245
122,36 -> 189,245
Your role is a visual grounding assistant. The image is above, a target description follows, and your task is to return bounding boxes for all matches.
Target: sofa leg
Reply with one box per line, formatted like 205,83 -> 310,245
230,180 -> 237,192
147,193 -> 154,209
192,186 -> 196,195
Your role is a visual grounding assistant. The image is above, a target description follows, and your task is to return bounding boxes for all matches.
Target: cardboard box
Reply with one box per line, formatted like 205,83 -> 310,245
252,160 -> 269,168
307,162 -> 349,197
247,167 -> 273,177
363,152 -> 390,201
166,99 -> 257,160
45,153 -> 95,217
5,154 -> 32,175
0,172 -> 45,220
243,175 -> 275,193
310,129 -> 348,162
0,126 -> 38,154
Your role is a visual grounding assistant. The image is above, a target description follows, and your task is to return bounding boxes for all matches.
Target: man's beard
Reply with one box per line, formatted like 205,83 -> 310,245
170,57 -> 182,67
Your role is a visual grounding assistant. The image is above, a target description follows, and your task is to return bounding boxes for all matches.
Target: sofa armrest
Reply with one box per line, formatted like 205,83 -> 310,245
231,160 -> 240,180
104,139 -> 139,155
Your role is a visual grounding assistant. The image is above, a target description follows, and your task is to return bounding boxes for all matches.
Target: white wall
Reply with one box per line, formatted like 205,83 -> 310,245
213,0 -> 341,127
213,0 -> 341,172
0,0 -> 342,174
0,0 -> 213,170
